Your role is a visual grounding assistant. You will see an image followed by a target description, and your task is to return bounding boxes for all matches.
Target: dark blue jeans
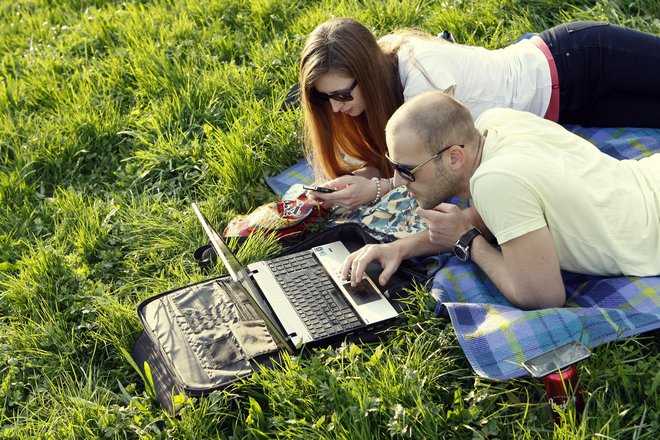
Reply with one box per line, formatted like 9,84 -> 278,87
540,21 -> 660,128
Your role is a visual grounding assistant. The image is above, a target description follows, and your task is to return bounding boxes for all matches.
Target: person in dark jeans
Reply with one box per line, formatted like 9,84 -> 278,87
540,21 -> 660,127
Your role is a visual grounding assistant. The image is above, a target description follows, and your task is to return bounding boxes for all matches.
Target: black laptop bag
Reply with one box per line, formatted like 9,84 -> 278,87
131,224 -> 428,413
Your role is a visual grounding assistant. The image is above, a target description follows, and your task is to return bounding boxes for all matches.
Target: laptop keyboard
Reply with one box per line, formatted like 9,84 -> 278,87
266,252 -> 362,339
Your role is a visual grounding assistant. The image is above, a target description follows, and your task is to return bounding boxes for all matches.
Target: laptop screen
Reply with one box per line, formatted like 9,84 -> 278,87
191,203 -> 289,347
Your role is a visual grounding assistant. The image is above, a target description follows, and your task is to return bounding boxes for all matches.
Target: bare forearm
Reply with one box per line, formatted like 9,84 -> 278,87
415,205 -> 564,309
353,165 -> 381,179
470,237 -> 518,302
470,236 -> 565,310
395,231 -> 451,260
343,230 -> 450,287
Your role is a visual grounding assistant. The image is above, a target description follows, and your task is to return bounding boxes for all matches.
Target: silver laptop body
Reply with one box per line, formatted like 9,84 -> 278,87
192,203 -> 398,349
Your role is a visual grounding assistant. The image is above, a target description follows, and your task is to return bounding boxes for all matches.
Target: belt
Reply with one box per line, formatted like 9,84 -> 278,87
531,36 -> 560,122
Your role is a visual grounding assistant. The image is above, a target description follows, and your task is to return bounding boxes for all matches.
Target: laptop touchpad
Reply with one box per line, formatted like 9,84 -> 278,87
342,279 -> 381,305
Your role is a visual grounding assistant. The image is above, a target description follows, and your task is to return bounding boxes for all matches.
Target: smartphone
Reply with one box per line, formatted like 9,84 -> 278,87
302,184 -> 336,193
522,341 -> 592,378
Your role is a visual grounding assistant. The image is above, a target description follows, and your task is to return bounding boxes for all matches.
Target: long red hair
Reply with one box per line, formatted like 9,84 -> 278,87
300,18 -> 403,179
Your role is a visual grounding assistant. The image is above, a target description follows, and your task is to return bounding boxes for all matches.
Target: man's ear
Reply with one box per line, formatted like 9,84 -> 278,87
448,145 -> 465,168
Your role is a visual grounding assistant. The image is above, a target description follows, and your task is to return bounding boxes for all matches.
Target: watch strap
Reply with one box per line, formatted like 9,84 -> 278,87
458,228 -> 482,246
454,227 -> 482,261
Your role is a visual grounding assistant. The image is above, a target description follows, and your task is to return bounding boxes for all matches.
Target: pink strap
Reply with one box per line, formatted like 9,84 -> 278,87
531,36 -> 560,122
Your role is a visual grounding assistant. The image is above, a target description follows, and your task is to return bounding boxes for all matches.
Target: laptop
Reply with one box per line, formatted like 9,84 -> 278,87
191,203 -> 399,350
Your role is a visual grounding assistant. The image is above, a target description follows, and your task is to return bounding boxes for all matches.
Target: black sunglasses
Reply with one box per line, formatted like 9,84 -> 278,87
314,80 -> 358,102
386,144 -> 464,182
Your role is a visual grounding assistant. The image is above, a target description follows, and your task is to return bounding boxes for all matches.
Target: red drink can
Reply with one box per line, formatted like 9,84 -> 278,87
543,365 -> 584,424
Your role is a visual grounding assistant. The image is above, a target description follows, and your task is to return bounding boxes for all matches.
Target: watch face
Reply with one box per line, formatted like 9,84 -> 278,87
453,244 -> 469,262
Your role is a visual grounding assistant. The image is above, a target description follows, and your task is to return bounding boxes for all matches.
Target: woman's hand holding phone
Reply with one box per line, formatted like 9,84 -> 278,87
305,175 -> 379,210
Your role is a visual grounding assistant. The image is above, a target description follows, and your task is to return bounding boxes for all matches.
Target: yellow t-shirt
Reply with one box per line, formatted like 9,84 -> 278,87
471,108 -> 660,276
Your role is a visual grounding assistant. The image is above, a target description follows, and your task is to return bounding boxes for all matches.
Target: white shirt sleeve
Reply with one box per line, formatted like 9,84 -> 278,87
397,41 -> 457,102
471,170 -> 547,245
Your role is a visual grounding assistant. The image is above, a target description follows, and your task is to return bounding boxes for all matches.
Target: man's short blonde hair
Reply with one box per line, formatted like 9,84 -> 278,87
387,92 -> 480,154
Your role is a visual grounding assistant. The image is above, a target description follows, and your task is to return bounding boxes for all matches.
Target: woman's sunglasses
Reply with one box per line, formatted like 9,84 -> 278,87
314,80 -> 358,102
386,144 -> 464,182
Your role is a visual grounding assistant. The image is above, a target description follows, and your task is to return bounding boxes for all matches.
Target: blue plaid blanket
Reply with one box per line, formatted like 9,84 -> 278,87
432,125 -> 660,379
265,159 -> 313,197
267,126 -> 660,380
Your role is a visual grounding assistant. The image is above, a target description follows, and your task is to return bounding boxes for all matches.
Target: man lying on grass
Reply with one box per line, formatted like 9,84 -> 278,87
342,91 -> 660,310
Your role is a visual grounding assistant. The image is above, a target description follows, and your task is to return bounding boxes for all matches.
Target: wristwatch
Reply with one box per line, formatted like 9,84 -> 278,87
453,228 -> 482,262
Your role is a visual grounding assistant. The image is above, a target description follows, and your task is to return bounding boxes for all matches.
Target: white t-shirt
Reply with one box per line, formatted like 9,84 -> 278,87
470,108 -> 660,277
385,36 -> 552,120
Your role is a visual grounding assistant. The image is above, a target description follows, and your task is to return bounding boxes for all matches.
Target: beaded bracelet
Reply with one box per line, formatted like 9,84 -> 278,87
385,177 -> 394,192
368,177 -> 382,206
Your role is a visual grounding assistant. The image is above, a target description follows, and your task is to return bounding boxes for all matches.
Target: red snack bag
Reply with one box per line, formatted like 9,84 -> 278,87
223,198 -> 326,242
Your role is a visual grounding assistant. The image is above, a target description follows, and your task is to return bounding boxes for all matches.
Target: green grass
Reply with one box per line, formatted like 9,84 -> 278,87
1,0 -> 659,438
